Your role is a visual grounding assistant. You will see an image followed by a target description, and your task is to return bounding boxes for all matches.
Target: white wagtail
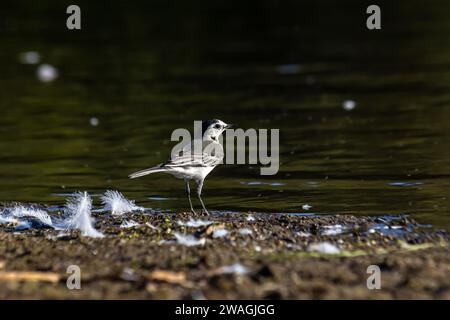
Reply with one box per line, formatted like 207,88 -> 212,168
129,119 -> 232,214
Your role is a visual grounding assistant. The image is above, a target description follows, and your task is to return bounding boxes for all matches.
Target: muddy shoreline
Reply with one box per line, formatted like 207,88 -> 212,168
0,211 -> 449,299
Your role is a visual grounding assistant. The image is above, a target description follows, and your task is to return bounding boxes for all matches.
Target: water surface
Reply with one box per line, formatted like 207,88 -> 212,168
1,0 -> 450,229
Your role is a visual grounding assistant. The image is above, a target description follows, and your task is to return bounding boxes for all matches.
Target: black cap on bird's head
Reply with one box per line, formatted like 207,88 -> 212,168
202,119 -> 220,135
201,119 -> 232,134
201,119 -> 233,140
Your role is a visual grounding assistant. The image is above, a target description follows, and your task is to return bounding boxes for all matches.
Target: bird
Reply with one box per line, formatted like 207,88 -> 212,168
129,119 -> 232,215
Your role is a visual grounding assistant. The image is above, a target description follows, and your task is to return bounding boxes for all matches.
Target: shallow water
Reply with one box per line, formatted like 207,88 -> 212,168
1,1 -> 450,229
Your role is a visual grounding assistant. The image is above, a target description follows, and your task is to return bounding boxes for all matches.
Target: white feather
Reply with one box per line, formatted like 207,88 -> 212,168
101,190 -> 144,215
63,192 -> 104,238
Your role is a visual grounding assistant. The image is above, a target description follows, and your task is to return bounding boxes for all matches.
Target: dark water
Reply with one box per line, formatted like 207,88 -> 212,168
1,1 -> 450,229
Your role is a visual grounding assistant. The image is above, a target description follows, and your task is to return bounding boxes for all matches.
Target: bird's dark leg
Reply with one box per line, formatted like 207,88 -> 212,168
184,179 -> 196,214
196,179 -> 209,215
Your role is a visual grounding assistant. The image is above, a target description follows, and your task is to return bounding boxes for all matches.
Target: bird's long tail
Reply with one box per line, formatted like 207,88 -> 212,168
129,165 -> 165,179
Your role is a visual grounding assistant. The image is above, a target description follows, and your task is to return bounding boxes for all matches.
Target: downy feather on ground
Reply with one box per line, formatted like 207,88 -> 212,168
0,205 -> 52,228
60,192 -> 104,238
101,190 -> 145,215
177,218 -> 213,228
120,220 -> 140,228
173,232 -> 206,246
10,206 -> 53,227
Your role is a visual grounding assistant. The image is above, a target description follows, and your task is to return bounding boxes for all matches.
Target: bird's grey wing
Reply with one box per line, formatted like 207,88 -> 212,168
164,140 -> 223,168
164,153 -> 221,168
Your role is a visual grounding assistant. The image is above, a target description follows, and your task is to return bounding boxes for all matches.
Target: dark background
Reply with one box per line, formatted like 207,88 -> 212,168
1,0 -> 449,228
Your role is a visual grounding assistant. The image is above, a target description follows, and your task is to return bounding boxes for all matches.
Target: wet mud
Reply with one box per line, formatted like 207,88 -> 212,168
0,210 -> 449,299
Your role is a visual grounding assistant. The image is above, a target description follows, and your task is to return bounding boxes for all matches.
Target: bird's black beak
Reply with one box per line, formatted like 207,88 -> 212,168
225,123 -> 235,129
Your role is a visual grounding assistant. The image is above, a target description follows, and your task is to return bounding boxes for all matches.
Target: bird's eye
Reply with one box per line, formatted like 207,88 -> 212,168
214,124 -> 221,129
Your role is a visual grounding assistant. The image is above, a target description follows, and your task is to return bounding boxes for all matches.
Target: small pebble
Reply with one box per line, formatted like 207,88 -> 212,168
307,242 -> 341,254
238,228 -> 253,236
212,229 -> 229,238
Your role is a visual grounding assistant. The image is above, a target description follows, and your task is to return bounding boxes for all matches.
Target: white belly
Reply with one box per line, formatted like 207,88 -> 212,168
168,166 -> 215,181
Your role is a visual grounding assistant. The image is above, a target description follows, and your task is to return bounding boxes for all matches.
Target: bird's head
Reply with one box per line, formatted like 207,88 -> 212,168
202,119 -> 232,141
